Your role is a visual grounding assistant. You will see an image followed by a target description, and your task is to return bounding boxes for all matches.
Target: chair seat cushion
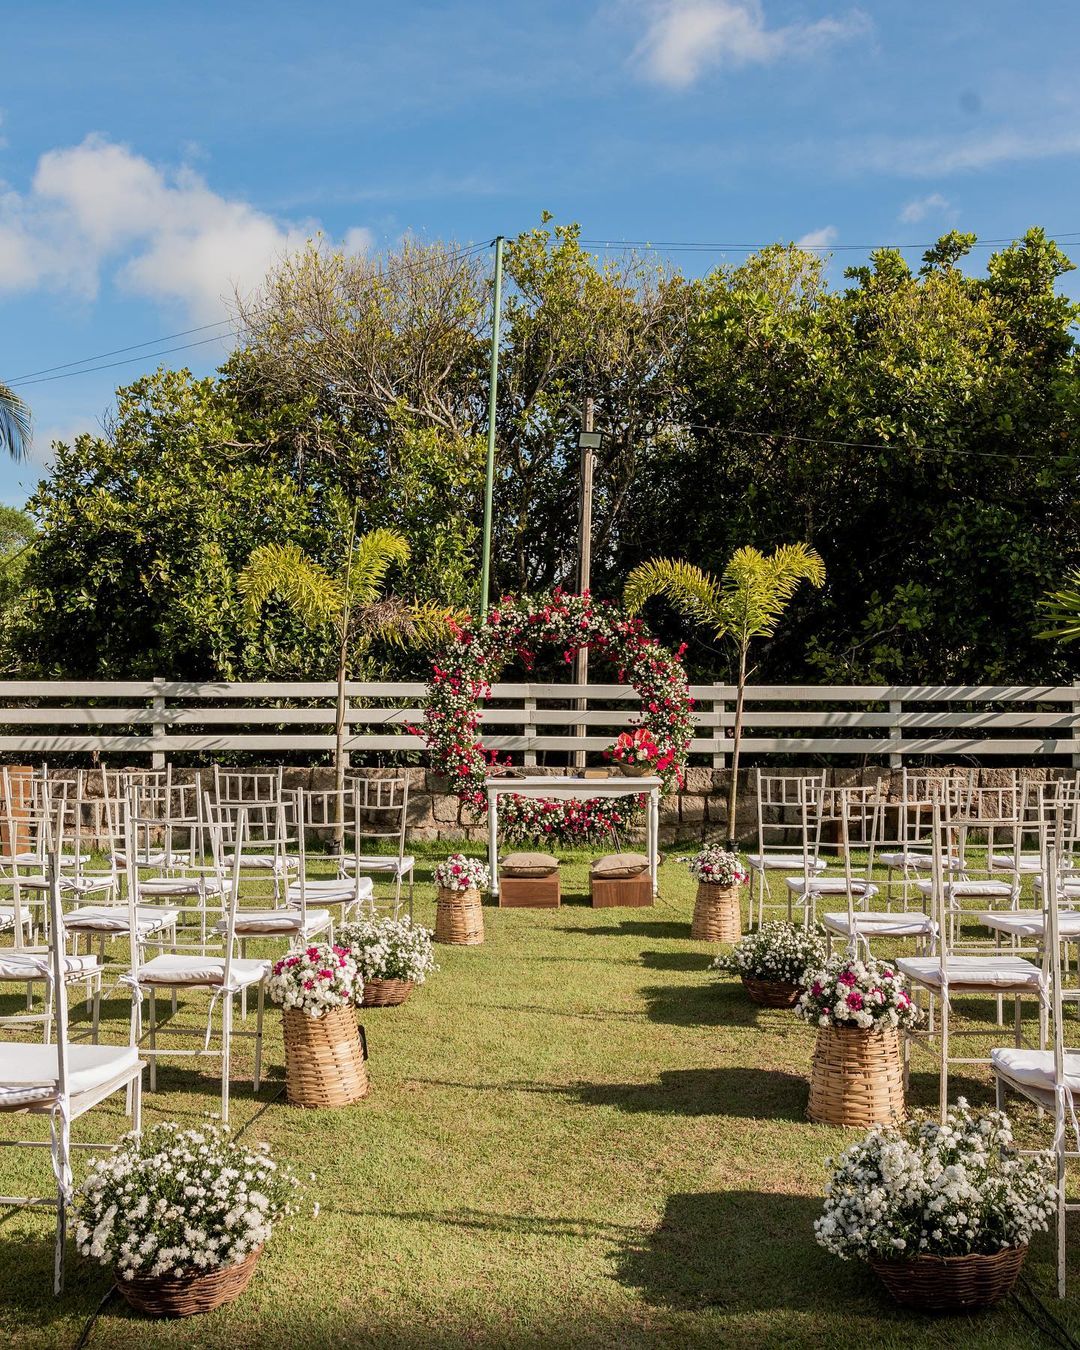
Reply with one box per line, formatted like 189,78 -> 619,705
991,1047 -> 1080,1097
591,852 -> 650,879
823,911 -> 936,938
133,954 -> 269,989
285,877 -> 374,905
748,854 -> 825,872
878,851 -> 959,871
897,955 -> 1044,991
1035,877 -> 1080,898
979,910 -> 1080,939
0,1043 -> 139,1110
501,852 -> 560,878
0,906 -> 34,931
65,905 -> 179,935
342,855 -> 416,876
137,876 -> 228,897
224,851 -> 299,873
989,853 -> 1044,874
914,879 -> 1014,899
217,908 -> 331,936
785,878 -> 878,898
0,950 -> 100,981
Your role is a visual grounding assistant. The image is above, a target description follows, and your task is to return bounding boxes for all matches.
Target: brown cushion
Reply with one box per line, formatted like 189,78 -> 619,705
591,852 -> 650,879
501,851 -> 560,878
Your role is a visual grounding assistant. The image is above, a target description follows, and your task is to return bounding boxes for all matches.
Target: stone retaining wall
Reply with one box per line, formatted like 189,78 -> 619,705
46,764 -> 1074,846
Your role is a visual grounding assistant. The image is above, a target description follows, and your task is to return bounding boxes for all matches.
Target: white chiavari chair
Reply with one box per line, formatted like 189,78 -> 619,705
124,799 -> 268,1123
285,786 -> 375,924
992,833 -> 1080,1298
748,770 -> 827,927
899,792 -> 1046,1119
0,853 -> 143,1293
341,773 -> 415,918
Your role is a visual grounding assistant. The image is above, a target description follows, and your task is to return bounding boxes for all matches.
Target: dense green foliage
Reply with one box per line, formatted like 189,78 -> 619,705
13,224 -> 1080,683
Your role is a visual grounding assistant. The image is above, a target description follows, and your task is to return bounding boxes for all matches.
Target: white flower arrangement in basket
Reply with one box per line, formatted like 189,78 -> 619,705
816,1099 -> 1055,1263
681,846 -> 749,888
75,1122 -> 303,1283
796,954 -> 922,1031
433,853 -> 491,892
267,942 -> 363,1018
337,916 -> 439,984
713,922 -> 828,985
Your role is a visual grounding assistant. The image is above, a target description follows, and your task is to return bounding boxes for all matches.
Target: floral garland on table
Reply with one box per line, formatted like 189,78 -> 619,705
75,1122 -> 304,1282
795,954 -> 922,1032
816,1100 -> 1055,1262
420,588 -> 693,845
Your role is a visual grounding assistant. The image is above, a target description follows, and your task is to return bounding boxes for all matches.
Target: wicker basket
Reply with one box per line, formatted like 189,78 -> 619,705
435,886 -> 484,945
282,1004 -> 369,1108
807,1024 -> 905,1127
869,1245 -> 1027,1311
361,978 -> 414,1008
691,882 -> 742,943
116,1245 -> 262,1318
742,974 -> 801,1008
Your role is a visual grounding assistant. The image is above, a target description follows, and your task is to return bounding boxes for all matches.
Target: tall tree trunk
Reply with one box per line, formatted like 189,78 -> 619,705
725,644 -> 748,850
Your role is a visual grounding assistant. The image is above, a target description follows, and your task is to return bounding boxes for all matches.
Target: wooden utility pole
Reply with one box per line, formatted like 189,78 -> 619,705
573,397 -> 595,768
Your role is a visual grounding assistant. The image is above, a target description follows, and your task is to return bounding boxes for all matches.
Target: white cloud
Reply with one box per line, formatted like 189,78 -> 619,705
0,134 -> 370,322
796,225 -> 837,248
631,1 -> 869,89
898,192 -> 951,224
851,127 -> 1080,178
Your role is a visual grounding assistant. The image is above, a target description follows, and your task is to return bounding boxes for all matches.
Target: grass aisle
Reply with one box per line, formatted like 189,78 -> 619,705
0,849 -> 1073,1346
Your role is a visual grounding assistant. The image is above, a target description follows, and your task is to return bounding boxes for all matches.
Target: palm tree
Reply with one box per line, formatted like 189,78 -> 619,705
1037,571 -> 1080,644
239,517 -> 453,796
625,544 -> 825,847
0,384 -> 30,461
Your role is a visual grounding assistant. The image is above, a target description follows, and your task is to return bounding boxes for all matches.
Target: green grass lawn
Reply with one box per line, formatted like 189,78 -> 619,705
0,848 -> 1076,1348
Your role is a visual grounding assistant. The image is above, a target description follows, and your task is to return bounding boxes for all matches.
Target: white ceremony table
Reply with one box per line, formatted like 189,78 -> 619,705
485,774 -> 663,898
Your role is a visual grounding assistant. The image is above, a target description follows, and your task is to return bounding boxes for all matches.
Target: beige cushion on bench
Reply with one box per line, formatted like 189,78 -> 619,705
591,853 -> 650,879
501,852 -> 560,878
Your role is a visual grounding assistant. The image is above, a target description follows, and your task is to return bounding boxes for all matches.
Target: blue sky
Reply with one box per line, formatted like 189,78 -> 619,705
1,0 -> 1079,505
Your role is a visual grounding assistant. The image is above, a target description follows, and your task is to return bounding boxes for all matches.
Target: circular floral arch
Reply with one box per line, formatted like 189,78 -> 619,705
421,588 -> 693,843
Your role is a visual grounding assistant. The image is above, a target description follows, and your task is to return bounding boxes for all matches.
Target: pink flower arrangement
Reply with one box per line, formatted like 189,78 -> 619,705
796,955 -> 921,1031
266,941 -> 363,1018
432,853 -> 491,892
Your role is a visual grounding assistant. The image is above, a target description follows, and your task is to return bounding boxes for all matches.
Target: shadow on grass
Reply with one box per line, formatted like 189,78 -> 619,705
558,920 -> 688,940
642,980 -> 767,1029
639,950 -> 711,973
0,1223 -> 111,1329
332,1204 -> 637,1240
571,1067 -> 808,1120
617,1190 -> 873,1313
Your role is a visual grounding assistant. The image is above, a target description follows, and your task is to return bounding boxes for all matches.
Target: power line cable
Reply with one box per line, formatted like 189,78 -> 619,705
580,232 -> 1080,254
5,240 -> 492,391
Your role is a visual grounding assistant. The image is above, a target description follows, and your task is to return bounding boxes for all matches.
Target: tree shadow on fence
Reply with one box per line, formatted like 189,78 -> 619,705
570,1066 -> 808,1121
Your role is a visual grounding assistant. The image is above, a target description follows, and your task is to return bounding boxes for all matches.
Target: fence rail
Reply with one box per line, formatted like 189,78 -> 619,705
0,680 -> 1078,768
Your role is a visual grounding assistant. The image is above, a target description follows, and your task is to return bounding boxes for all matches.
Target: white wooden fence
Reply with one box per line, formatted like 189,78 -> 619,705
0,680 -> 1078,767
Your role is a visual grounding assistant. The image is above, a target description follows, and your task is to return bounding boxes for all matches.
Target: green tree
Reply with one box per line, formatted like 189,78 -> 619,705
625,545 -> 825,844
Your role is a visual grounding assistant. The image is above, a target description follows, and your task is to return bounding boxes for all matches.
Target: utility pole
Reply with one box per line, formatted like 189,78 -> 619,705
573,396 -> 596,768
479,235 -> 504,617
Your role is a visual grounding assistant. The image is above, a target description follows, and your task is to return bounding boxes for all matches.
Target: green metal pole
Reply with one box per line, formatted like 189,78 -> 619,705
479,235 -> 504,617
